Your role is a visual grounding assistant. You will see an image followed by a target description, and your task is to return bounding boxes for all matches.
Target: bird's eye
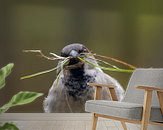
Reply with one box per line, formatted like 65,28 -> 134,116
78,50 -> 82,54
83,49 -> 87,52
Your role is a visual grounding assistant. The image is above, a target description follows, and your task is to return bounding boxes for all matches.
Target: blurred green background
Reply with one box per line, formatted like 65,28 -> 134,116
0,0 -> 163,112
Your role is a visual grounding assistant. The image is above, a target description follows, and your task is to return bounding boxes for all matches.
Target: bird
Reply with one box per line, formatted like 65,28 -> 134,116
43,43 -> 124,113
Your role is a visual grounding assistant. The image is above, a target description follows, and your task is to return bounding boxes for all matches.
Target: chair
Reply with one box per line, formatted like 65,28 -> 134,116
85,68 -> 163,130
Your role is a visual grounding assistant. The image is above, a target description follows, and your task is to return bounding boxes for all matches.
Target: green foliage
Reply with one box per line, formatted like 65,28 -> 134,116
0,63 -> 43,130
0,123 -> 19,130
0,63 -> 14,90
0,91 -> 43,114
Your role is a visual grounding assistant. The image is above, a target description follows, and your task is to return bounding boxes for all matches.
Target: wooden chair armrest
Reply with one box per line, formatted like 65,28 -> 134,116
87,83 -> 115,89
137,85 -> 163,120
137,85 -> 163,121
87,83 -> 118,101
136,86 -> 163,92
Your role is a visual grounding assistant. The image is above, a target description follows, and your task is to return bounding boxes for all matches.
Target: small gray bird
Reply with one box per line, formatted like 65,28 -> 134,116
43,43 -> 124,113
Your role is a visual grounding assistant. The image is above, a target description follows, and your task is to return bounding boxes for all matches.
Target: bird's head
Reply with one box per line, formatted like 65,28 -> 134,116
61,43 -> 90,69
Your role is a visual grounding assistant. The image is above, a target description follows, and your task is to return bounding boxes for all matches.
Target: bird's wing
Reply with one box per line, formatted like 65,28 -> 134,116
94,69 -> 125,101
84,57 -> 125,101
43,71 -> 65,113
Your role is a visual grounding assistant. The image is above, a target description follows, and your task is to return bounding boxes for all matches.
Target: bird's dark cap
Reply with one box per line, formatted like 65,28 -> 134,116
61,43 -> 89,57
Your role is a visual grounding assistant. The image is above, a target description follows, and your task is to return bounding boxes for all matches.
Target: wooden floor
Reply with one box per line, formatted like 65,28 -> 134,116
0,113 -> 140,130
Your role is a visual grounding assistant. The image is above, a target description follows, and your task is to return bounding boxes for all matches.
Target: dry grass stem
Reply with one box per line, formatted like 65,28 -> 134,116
50,52 -> 65,60
23,50 -> 65,61
86,57 -> 119,69
21,49 -> 135,80
93,53 -> 136,69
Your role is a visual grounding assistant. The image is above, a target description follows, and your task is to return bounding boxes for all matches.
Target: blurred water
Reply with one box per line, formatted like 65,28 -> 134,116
0,0 -> 163,112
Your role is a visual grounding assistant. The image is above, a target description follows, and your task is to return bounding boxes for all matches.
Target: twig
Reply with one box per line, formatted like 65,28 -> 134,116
93,53 -> 136,69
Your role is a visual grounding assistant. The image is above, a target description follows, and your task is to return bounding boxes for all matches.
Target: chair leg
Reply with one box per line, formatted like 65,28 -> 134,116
92,113 -> 98,130
121,121 -> 127,130
141,123 -> 148,130
141,90 -> 152,130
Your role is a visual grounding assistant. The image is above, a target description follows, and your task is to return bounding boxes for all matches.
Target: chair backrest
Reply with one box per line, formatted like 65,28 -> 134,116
122,68 -> 163,107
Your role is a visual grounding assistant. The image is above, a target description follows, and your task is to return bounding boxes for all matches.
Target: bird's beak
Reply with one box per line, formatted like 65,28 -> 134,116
69,50 -> 79,58
65,50 -> 84,69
